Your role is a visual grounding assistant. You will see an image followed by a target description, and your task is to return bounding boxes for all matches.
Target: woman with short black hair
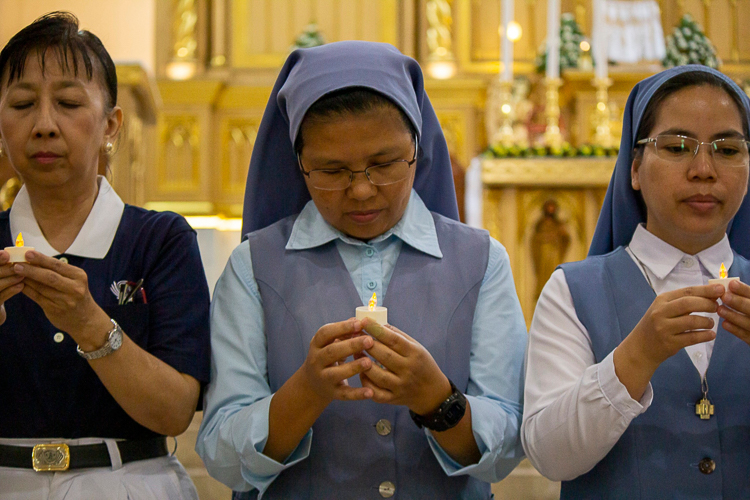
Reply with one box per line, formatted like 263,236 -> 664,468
0,12 -> 210,499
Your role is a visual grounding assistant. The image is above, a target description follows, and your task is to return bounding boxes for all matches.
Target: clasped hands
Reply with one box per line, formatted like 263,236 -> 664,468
300,317 -> 452,416
0,249 -> 111,350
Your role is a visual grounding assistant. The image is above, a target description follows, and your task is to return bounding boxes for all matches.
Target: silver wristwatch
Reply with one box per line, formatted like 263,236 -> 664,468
76,319 -> 124,360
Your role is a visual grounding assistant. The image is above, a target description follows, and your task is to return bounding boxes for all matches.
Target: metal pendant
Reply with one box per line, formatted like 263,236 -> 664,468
695,397 -> 714,420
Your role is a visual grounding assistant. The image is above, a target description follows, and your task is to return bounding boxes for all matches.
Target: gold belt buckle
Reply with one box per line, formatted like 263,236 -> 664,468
32,443 -> 70,472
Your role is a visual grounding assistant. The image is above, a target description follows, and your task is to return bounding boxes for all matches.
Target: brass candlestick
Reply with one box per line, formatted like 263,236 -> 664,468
497,80 -> 515,146
593,77 -> 613,148
544,78 -> 563,147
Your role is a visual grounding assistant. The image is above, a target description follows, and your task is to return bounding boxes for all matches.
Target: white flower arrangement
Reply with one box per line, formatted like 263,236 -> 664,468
535,13 -> 589,73
663,14 -> 720,69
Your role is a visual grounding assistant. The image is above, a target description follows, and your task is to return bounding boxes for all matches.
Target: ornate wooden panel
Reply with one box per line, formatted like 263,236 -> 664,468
481,157 -> 613,324
231,0 -> 399,68
158,115 -> 201,192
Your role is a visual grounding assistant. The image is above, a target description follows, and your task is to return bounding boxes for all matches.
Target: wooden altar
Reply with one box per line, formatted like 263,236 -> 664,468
481,157 -> 616,325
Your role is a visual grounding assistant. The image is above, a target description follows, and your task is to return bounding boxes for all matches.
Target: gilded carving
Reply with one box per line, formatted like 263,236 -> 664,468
436,111 -> 466,163
222,119 -> 261,195
159,116 -> 200,191
482,188 -> 505,244
481,158 -> 615,187
426,0 -> 455,60
172,0 -> 198,61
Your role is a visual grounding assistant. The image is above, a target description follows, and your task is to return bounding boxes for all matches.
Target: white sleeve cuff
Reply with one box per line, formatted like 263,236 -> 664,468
597,350 -> 653,418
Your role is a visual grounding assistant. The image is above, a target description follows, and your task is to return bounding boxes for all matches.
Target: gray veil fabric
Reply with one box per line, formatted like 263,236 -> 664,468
588,65 -> 750,257
240,41 -> 459,237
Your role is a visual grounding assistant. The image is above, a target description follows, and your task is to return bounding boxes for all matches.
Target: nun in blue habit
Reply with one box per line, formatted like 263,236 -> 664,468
196,41 -> 527,499
523,65 -> 750,499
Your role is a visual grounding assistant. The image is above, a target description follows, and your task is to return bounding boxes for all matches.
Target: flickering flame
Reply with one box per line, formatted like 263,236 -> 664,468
368,292 -> 377,311
15,233 -> 23,247
720,263 -> 727,279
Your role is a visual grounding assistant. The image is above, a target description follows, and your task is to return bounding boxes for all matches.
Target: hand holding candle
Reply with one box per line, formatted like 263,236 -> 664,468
356,292 -> 388,325
4,233 -> 34,263
709,262 -> 740,289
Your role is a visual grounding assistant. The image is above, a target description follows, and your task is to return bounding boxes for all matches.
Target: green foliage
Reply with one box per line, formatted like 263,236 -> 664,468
663,14 -> 720,69
292,23 -> 326,50
483,142 -> 619,158
535,13 -> 588,74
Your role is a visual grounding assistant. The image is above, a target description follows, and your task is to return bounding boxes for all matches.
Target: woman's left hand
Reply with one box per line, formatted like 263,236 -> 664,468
718,280 -> 750,345
13,250 -> 110,349
358,318 -> 453,416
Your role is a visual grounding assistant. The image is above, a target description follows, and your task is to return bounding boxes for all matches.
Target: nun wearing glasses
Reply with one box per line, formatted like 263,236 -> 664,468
523,65 -> 750,498
197,41 -> 527,499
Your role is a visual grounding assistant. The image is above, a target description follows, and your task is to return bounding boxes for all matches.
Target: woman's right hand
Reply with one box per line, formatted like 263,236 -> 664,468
0,250 -> 25,325
264,318 -> 374,462
614,284 -> 724,400
299,318 -> 374,405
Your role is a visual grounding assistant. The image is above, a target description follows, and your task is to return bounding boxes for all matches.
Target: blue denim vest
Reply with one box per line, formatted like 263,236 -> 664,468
560,247 -> 750,499
239,212 -> 491,499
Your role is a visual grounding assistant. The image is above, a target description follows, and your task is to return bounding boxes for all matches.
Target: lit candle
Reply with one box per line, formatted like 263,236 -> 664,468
592,0 -> 608,80
356,292 -> 388,325
708,262 -> 740,289
546,0 -> 561,80
4,233 -> 34,263
501,0 -> 514,82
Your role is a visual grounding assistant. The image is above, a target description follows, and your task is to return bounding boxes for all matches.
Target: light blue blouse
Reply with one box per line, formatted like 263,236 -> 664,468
196,191 -> 527,496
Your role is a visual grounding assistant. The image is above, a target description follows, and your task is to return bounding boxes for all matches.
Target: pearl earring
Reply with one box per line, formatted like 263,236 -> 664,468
104,142 -> 114,154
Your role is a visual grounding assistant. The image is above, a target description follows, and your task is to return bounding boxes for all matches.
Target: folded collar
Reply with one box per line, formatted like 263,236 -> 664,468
628,224 -> 733,280
286,189 -> 443,258
10,176 -> 125,259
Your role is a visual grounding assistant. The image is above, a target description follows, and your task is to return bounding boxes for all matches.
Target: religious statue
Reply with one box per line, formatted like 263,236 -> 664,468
532,199 -> 571,300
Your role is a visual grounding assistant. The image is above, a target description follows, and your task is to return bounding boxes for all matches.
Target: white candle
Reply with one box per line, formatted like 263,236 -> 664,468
501,0 -> 514,82
4,233 -> 34,263
708,263 -> 740,290
356,292 -> 388,325
546,0 -> 561,79
592,0 -> 608,80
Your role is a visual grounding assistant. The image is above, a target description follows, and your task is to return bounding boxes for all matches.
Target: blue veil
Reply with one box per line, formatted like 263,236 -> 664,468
588,65 -> 750,257
240,41 -> 459,237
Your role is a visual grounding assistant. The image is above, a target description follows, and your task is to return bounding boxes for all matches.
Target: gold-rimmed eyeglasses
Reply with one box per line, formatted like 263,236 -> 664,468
298,135 -> 418,191
636,134 -> 750,168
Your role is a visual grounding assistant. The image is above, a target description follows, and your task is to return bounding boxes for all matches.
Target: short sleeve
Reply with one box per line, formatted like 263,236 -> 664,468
141,215 -> 211,385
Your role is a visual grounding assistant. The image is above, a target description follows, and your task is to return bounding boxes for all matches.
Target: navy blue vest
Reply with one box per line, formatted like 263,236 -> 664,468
243,212 -> 491,499
560,247 -> 750,499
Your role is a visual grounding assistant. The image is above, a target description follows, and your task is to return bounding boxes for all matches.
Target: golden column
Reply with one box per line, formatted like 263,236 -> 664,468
166,0 -> 199,80
425,0 -> 457,79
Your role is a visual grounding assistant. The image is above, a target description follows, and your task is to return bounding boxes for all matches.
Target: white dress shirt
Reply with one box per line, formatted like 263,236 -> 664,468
522,224 -> 733,481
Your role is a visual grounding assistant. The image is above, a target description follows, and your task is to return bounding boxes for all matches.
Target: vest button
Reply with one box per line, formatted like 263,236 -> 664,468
367,281 -> 377,290
378,481 -> 395,498
375,419 -> 392,436
698,458 -> 715,475
58,256 -> 68,264
53,332 -> 65,343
